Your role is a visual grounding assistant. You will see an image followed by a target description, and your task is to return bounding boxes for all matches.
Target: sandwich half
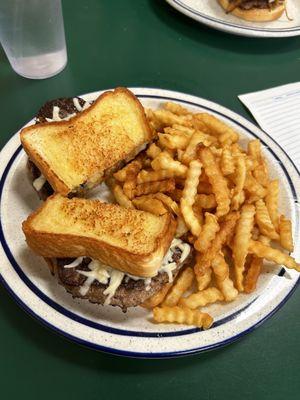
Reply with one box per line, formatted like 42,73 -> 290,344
21,88 -> 153,197
22,195 -> 192,310
218,0 -> 286,22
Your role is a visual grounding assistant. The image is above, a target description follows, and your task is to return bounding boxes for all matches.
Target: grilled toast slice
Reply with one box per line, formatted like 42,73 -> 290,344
20,88 -> 153,196
22,194 -> 177,277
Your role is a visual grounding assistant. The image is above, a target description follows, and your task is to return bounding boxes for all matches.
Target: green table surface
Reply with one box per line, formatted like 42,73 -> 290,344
0,1 -> 299,399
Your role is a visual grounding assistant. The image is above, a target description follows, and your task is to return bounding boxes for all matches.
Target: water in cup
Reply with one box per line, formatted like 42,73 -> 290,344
0,0 -> 67,79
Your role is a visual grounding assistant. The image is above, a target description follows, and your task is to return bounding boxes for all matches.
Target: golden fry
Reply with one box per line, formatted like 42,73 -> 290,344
247,139 -> 261,161
162,267 -> 194,307
158,133 -> 189,150
175,215 -> 189,238
153,109 -> 193,128
153,306 -> 213,329
163,102 -> 190,115
123,178 -> 137,199
181,130 -> 216,165
112,184 -> 135,209
221,146 -> 235,176
141,283 -> 172,308
194,213 -> 219,253
255,199 -> 279,240
194,212 -> 240,276
146,143 -> 161,159
232,204 -> 255,291
199,113 -> 239,145
231,155 -> 247,210
249,240 -> 300,272
244,172 -> 266,198
253,161 -> 269,187
195,194 -> 217,209
265,180 -> 279,232
279,215 -> 294,252
179,287 -> 224,309
243,256 -> 262,294
199,147 -> 231,217
134,179 -> 175,197
195,266 -> 212,291
137,169 -> 175,184
180,160 -> 203,236
132,196 -> 168,216
152,193 -> 180,215
212,253 -> 238,301
151,152 -> 187,177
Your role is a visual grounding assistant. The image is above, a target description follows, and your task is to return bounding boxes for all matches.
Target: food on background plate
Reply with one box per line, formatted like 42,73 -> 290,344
20,87 -> 153,198
21,87 -> 300,330
218,0 -> 287,22
22,194 -> 192,311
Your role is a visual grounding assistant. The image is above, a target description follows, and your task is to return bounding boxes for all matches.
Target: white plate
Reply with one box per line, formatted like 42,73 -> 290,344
165,0 -> 300,38
0,88 -> 299,358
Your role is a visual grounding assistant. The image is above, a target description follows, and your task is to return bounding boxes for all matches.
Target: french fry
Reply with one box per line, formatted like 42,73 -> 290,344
243,257 -> 262,294
145,108 -> 163,131
199,113 -> 239,145
244,235 -> 270,294
279,215 -> 294,252
163,102 -> 189,115
141,283 -> 172,308
247,139 -> 261,161
164,127 -> 191,139
153,306 -> 213,329
253,161 -> 269,187
137,169 -> 175,184
132,196 -> 168,216
180,160 -> 203,236
248,240 -> 300,272
179,287 -> 224,309
152,193 -> 180,215
146,143 -> 161,159
113,159 -> 142,182
112,184 -> 135,209
244,172 -> 266,198
153,109 -> 193,128
123,178 -> 137,199
232,204 -> 255,291
265,180 -> 279,232
195,194 -> 217,209
255,199 -> 279,240
194,212 -> 239,276
181,130 -> 216,165
212,253 -> 238,301
175,215 -> 189,238
158,133 -> 189,150
231,155 -> 246,210
151,152 -> 187,177
162,267 -> 194,307
195,266 -> 212,291
199,147 -> 231,217
221,146 -> 235,176
134,179 -> 175,197
194,213 -> 219,253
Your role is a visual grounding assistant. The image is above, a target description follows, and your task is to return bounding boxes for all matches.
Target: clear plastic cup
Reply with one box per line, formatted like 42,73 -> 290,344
0,0 -> 67,79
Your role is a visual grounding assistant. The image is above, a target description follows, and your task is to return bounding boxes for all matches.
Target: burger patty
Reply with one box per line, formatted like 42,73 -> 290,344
51,247 -> 193,311
232,0 -> 283,10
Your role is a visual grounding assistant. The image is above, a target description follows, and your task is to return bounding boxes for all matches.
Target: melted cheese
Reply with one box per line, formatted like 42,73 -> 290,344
63,239 -> 191,304
33,174 -> 46,191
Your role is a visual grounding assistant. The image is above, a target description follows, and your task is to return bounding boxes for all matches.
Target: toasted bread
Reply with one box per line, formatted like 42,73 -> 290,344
22,194 -> 177,277
20,88 -> 153,196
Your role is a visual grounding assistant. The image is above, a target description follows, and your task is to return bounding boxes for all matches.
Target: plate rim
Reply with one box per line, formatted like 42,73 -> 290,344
0,87 -> 299,358
165,0 -> 300,38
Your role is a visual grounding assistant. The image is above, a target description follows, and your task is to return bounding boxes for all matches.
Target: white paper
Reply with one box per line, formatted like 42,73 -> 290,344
239,82 -> 300,171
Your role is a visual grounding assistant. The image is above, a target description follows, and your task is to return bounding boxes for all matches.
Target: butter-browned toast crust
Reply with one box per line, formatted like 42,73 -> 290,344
20,88 -> 153,196
22,194 -> 177,277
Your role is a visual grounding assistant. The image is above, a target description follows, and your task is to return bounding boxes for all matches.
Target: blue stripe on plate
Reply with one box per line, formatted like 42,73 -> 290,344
0,93 -> 299,356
